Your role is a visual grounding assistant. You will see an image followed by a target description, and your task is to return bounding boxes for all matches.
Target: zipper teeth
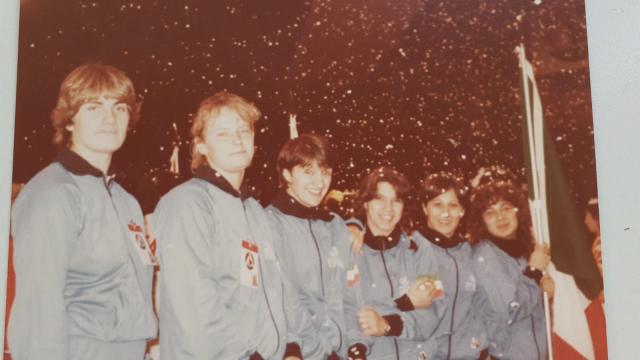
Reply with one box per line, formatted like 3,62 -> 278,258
446,249 -> 459,360
393,339 -> 400,360
242,202 -> 280,357
531,314 -> 541,360
379,249 -> 398,360
330,317 -> 343,352
308,220 -> 325,297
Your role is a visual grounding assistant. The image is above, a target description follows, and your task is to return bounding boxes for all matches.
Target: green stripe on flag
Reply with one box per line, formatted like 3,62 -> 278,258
520,63 -> 603,300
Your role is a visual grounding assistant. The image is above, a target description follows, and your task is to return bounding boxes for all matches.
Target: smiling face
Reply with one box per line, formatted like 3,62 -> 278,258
423,188 -> 464,237
283,160 -> 332,208
482,200 -> 519,239
67,95 -> 130,159
365,181 -> 404,236
197,107 -> 255,177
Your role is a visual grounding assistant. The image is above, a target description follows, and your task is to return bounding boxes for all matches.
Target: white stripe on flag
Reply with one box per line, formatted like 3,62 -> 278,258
547,262 -> 595,360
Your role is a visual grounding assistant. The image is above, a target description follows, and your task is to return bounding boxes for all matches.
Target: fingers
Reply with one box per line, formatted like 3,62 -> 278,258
348,228 -> 365,255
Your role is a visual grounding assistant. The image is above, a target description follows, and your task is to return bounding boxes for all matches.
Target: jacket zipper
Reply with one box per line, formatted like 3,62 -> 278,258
243,202 -> 281,357
308,220 -> 325,297
531,314 -> 541,360
380,249 -> 400,360
446,249 -> 459,360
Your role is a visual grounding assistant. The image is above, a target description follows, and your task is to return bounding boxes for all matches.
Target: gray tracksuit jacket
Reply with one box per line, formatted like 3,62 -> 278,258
153,165 -> 289,360
412,228 -> 488,359
472,239 -> 548,360
266,191 -> 351,359
344,226 -> 446,360
9,150 -> 157,360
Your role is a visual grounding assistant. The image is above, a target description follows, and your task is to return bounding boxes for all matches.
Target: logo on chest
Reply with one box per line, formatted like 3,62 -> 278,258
464,273 -> 477,292
240,240 -> 260,288
127,220 -> 157,266
327,246 -> 344,269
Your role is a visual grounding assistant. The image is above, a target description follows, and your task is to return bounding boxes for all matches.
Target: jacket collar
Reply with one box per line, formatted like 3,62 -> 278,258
419,223 -> 465,249
271,190 -> 334,221
55,149 -> 117,178
193,164 -> 250,200
487,235 -> 528,259
364,225 -> 402,251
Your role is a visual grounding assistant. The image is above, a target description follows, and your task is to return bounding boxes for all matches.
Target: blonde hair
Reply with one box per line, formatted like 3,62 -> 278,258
190,91 -> 261,171
51,63 -> 140,149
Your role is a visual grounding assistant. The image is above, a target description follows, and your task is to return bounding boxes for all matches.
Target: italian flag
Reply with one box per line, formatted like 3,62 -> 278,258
518,45 -> 607,360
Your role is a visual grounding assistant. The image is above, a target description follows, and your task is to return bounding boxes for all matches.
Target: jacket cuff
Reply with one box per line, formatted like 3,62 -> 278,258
523,266 -> 543,283
347,343 -> 368,360
382,314 -> 403,336
284,342 -> 302,358
394,294 -> 415,312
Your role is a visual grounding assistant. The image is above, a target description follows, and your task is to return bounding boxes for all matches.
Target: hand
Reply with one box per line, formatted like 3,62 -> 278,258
540,274 -> 555,299
348,225 -> 364,255
358,306 -> 388,337
470,167 -> 486,188
284,357 -> 301,360
528,243 -> 551,271
406,278 -> 436,309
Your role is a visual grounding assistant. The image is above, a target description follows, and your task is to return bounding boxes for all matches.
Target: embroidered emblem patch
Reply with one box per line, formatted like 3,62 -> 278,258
240,240 -> 259,288
127,220 -> 157,266
347,264 -> 361,288
327,246 -> 344,269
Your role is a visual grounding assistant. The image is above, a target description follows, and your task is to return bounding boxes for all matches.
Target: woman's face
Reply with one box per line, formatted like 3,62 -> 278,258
422,189 -> 464,237
482,200 -> 519,239
283,160 -> 332,208
365,181 -> 404,236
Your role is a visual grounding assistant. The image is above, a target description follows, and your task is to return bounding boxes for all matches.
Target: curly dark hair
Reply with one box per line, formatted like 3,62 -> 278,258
420,171 -> 469,210
419,171 -> 469,234
468,179 -> 533,253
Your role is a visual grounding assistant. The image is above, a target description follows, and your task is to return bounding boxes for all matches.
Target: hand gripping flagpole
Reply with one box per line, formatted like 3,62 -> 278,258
518,44 -> 554,360
289,114 -> 299,140
169,122 -> 181,175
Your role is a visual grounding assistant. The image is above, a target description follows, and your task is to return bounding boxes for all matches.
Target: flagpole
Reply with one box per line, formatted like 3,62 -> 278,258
519,44 -> 554,360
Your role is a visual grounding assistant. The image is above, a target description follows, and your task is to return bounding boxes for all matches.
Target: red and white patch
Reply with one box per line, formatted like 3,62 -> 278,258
347,264 -> 360,288
127,220 -> 157,266
240,240 -> 259,288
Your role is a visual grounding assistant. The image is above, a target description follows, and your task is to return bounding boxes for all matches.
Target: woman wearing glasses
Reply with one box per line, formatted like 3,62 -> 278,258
468,176 -> 554,360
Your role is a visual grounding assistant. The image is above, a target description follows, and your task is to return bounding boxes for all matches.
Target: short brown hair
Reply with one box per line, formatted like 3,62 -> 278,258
51,63 -> 141,149
354,166 -> 412,229
468,180 -> 533,251
190,91 -> 261,171
276,133 -> 334,187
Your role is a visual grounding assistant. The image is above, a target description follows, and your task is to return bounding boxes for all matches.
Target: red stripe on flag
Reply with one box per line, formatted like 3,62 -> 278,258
585,296 -> 608,360
552,333 -> 588,360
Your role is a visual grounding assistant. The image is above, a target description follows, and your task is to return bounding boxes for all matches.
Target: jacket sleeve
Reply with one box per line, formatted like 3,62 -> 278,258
154,190 -> 245,359
8,185 -> 78,360
404,240 -> 447,340
472,244 -> 543,325
343,252 -> 375,356
267,212 -> 339,359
